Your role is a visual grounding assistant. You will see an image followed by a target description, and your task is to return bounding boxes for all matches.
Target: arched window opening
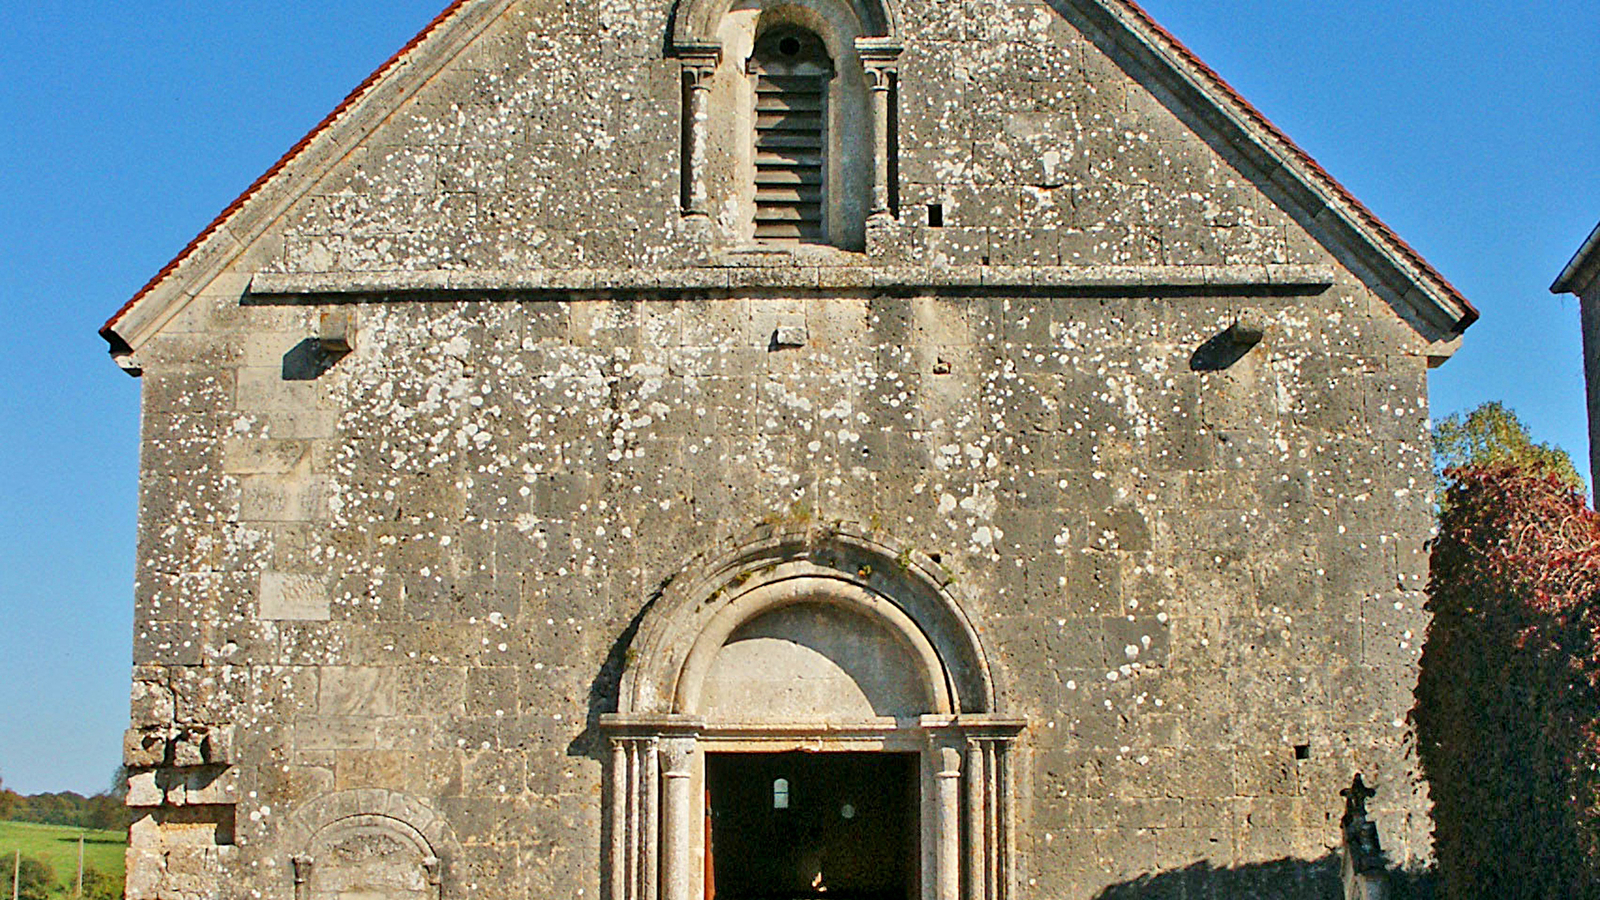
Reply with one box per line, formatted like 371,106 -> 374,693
748,27 -> 834,244
673,0 -> 902,252
773,777 -> 791,809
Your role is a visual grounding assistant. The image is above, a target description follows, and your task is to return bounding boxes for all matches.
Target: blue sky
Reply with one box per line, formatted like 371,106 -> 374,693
0,1 -> 1594,795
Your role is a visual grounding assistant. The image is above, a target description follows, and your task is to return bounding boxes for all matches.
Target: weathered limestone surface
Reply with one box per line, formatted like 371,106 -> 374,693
115,1 -> 1458,898
258,2 -> 1319,275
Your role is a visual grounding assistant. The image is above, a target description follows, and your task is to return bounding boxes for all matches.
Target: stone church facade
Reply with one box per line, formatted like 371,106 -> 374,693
103,1 -> 1476,898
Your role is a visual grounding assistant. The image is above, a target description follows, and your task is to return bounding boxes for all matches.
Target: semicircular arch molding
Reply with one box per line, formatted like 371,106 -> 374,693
668,0 -> 903,53
618,524 -> 1000,717
280,789 -> 458,865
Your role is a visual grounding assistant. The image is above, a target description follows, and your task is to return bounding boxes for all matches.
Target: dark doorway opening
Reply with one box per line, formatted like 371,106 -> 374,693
705,752 -> 919,900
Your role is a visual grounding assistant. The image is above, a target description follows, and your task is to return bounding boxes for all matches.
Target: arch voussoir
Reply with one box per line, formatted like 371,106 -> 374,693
667,0 -> 902,54
617,523 -> 999,718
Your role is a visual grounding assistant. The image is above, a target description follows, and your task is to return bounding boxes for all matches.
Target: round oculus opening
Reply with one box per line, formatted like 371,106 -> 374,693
840,804 -> 856,820
779,36 -> 801,56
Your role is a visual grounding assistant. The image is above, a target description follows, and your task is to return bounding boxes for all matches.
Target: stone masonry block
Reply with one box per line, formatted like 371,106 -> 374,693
126,770 -> 163,807
259,572 -> 331,621
124,728 -> 169,768
130,678 -> 175,728
318,666 -> 401,717
203,725 -> 237,765
240,474 -> 331,522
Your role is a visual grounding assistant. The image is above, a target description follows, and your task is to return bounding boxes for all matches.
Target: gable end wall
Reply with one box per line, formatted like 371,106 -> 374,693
120,2 -> 1444,898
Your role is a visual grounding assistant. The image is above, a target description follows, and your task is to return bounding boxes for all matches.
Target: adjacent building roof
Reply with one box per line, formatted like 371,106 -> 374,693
1553,221 -> 1600,297
101,0 -> 1478,355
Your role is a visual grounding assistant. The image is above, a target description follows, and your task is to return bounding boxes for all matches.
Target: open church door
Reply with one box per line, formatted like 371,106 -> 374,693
705,752 -> 918,900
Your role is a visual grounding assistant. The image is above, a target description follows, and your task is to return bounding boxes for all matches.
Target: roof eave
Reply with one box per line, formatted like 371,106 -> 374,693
1067,0 -> 1477,336
99,0 -> 510,364
1552,221 -> 1600,296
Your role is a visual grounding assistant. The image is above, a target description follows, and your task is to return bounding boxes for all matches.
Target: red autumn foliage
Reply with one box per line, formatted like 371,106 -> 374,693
1413,465 -> 1600,899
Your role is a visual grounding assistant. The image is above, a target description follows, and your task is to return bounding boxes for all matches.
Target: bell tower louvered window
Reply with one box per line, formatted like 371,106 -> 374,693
748,28 -> 833,245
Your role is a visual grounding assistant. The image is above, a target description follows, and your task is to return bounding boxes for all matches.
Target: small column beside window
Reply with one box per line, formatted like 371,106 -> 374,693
679,46 -> 720,218
860,52 -> 897,220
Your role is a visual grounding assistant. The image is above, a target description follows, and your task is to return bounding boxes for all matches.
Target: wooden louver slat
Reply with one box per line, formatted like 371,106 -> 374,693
753,72 -> 827,243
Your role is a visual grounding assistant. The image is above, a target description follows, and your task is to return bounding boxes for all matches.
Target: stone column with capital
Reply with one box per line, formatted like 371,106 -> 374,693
864,62 -> 894,219
964,744 -> 987,900
422,856 -> 442,900
857,41 -> 900,222
611,741 -> 628,900
290,855 -> 313,900
641,742 -> 660,900
659,738 -> 697,900
934,744 -> 963,900
943,723 -> 1022,900
679,49 -> 720,218
609,736 -> 661,900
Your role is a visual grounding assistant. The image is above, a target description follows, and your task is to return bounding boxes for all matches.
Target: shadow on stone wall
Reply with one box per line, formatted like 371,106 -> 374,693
1090,854 -> 1438,900
1091,854 -> 1337,899
568,591 -> 660,759
1390,867 -> 1440,900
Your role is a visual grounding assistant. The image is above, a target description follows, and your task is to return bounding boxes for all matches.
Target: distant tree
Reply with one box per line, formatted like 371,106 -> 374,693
83,792 -> 131,832
11,792 -> 81,827
1433,401 -> 1584,502
7,789 -> 129,831
0,774 -> 16,820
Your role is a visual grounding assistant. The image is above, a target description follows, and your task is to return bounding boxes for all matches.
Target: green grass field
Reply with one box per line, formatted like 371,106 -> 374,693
0,821 -> 124,898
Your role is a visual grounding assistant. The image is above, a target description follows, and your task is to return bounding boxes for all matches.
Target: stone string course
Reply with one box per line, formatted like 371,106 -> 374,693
247,264 -> 1336,296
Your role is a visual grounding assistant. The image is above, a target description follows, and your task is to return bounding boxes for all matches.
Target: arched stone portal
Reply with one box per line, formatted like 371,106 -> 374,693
601,526 -> 1024,900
